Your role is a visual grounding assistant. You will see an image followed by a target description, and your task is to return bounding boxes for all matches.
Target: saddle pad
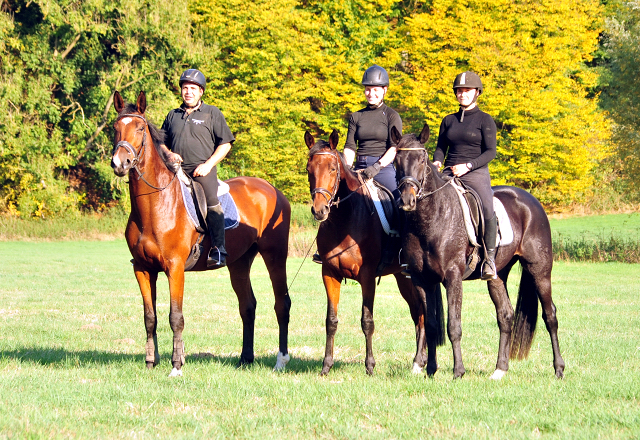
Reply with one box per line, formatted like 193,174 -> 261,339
451,180 -> 514,247
179,179 -> 239,231
365,180 -> 397,236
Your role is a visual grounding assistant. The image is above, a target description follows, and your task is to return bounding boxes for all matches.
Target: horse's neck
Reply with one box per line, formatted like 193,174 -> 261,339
339,165 -> 362,193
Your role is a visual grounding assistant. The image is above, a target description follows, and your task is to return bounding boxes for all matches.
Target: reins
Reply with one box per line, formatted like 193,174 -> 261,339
396,147 -> 453,200
113,113 -> 178,191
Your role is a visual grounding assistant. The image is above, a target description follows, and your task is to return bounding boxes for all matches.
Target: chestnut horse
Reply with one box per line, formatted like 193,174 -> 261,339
392,125 -> 564,379
111,91 -> 292,376
305,130 -> 438,375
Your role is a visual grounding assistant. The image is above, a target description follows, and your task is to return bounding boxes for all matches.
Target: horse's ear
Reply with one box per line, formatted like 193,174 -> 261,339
419,124 -> 430,144
114,91 -> 124,113
304,131 -> 315,149
136,91 -> 147,114
390,125 -> 402,146
328,129 -> 339,150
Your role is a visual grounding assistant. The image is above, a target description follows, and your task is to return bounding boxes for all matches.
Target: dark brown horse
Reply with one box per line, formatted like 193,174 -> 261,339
111,91 -> 292,376
392,125 -> 564,379
305,130 -> 436,375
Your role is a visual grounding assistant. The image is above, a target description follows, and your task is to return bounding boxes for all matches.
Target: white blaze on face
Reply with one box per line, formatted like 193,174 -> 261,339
121,117 -> 133,125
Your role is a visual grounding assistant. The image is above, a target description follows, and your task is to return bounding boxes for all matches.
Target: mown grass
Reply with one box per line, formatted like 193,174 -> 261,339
0,241 -> 639,438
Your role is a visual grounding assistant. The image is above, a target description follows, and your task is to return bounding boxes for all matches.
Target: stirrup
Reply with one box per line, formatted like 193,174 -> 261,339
481,260 -> 497,280
312,252 -> 322,264
207,247 -> 227,268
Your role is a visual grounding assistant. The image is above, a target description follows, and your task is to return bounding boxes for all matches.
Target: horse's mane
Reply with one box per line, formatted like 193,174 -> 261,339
120,103 -> 172,170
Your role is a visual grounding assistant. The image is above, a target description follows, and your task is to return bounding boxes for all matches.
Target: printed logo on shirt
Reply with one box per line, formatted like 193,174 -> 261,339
192,119 -> 205,125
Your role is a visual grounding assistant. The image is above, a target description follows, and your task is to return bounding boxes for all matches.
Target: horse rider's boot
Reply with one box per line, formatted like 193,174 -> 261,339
312,251 -> 322,264
481,213 -> 498,280
206,204 -> 227,268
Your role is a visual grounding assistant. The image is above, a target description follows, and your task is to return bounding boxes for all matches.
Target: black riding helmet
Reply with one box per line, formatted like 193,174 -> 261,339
362,65 -> 389,87
179,69 -> 206,91
452,71 -> 482,122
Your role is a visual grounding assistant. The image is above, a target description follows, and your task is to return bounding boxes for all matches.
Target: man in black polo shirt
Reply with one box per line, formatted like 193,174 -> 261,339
161,69 -> 235,268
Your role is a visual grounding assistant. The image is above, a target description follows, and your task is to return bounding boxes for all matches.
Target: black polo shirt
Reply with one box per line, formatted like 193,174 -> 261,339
343,103 -> 402,157
161,102 -> 235,174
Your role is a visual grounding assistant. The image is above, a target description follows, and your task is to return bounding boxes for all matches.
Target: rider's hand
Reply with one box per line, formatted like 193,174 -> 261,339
432,161 -> 442,170
193,162 -> 213,177
452,163 -> 472,177
167,152 -> 183,164
360,162 -> 381,180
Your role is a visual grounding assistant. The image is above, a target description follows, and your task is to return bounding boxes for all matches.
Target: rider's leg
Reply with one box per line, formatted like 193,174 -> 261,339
193,168 -> 227,268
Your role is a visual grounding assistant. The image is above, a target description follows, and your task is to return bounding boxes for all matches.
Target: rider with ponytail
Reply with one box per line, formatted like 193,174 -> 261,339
433,71 -> 498,280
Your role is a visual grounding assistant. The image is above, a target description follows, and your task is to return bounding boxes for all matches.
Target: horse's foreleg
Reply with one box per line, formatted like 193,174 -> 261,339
166,266 -> 186,376
228,253 -> 258,367
360,277 -> 377,375
321,272 -> 342,376
487,276 -> 514,380
393,273 -> 427,374
262,249 -> 291,371
444,274 -> 465,378
135,268 -> 160,369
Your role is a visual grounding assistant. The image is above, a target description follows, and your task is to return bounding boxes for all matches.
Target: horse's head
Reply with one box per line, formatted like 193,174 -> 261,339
305,129 -> 341,222
111,91 -> 149,177
392,124 -> 431,211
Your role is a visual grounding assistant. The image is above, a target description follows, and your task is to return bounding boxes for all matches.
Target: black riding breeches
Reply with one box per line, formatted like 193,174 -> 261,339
355,155 -> 399,198
444,166 -> 494,220
191,166 -> 219,207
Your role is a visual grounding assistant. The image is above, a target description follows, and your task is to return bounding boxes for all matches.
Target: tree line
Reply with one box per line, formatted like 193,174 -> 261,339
0,0 -> 636,217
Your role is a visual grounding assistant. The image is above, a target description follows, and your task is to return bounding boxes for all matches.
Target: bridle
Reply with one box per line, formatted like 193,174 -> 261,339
113,113 -> 177,191
309,149 -> 365,208
396,146 -> 452,200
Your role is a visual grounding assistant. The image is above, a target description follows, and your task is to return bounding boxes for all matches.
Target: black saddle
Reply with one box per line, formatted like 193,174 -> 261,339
365,179 -> 402,277
451,177 -> 486,280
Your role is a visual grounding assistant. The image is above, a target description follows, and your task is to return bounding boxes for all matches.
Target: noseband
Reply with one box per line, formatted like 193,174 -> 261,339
113,113 -> 176,191
396,146 -> 452,200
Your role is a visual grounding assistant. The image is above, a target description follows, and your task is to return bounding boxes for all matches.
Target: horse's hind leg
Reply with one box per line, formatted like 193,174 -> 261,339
260,244 -> 291,371
228,249 -> 259,367
134,267 -> 160,369
487,267 -> 515,380
321,272 -> 342,375
527,263 -> 565,378
393,273 -> 427,374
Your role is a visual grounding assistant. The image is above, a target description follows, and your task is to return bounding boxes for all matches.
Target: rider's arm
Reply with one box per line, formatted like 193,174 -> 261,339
193,142 -> 232,177
343,148 -> 356,168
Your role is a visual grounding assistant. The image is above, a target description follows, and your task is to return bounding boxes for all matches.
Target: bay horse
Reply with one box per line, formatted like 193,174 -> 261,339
111,91 -> 292,377
305,130 -> 438,375
392,125 -> 564,379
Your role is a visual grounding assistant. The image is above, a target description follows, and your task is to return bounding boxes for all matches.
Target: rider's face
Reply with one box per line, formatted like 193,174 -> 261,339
181,83 -> 203,108
456,87 -> 477,107
364,85 -> 387,107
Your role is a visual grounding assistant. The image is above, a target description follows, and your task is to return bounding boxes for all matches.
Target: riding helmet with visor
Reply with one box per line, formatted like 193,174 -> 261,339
179,69 -> 206,91
362,65 -> 390,87
452,71 -> 483,95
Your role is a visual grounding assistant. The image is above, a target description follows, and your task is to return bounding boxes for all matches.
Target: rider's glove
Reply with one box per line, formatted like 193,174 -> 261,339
360,162 -> 381,180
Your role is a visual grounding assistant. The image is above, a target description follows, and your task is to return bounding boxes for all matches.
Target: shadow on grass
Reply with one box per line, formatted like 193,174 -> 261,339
0,346 -> 357,375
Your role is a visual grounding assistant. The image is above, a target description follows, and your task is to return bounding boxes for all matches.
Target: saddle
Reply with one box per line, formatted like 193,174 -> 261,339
449,178 -> 513,279
361,177 -> 402,277
176,168 -> 239,271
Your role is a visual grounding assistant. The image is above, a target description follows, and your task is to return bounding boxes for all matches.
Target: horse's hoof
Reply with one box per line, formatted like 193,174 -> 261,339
146,362 -> 155,370
168,368 -> 183,377
320,366 -> 331,376
412,363 -> 423,375
273,352 -> 290,372
490,369 -> 507,380
555,368 -> 565,379
236,357 -> 254,369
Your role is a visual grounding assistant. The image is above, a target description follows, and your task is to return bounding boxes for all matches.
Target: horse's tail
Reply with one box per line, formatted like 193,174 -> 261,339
433,283 -> 446,347
510,266 -> 539,359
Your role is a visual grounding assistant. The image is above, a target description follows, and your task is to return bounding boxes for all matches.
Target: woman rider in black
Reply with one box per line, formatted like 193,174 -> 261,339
433,71 -> 498,280
312,64 -> 402,263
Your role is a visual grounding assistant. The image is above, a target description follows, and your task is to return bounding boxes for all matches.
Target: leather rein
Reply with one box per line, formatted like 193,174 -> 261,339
113,113 -> 177,191
396,147 -> 452,200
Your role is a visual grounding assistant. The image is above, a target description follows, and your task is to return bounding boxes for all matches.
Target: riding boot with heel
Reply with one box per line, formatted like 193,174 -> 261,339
206,204 -> 227,268
481,213 -> 498,280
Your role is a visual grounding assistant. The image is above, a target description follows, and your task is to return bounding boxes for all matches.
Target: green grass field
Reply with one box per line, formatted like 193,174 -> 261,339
0,241 -> 638,438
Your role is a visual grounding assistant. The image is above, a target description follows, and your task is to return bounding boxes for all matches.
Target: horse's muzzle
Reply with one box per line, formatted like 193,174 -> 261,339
311,203 -> 329,222
398,192 -> 417,212
111,156 -> 132,177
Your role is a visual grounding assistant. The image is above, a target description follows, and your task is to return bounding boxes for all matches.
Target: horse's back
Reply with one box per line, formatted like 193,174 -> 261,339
226,176 -> 291,245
